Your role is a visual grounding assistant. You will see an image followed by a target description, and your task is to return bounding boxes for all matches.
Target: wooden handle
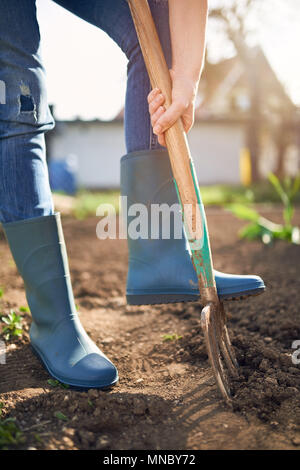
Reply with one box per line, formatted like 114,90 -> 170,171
128,0 -> 200,235
128,0 -> 217,298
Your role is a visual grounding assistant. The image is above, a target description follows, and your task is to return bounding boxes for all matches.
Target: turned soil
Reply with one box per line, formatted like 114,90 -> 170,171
0,207 -> 300,450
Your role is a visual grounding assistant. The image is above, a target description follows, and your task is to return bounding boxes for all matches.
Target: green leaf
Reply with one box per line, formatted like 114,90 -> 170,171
11,312 -> 21,322
239,222 -> 264,240
19,306 -> 30,313
162,333 -> 182,342
283,204 -> 294,226
291,174 -> 300,200
13,329 -> 23,337
48,379 -> 69,389
226,204 -> 260,222
268,173 -> 289,206
48,379 -> 59,387
54,411 -> 68,421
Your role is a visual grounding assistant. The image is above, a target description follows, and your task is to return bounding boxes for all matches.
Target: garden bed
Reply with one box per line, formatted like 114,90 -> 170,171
0,208 -> 299,450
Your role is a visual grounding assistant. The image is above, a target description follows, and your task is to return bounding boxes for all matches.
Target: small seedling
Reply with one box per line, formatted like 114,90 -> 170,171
0,288 -> 3,299
0,417 -> 25,449
0,402 -> 4,417
162,333 -> 183,342
54,411 -> 68,422
87,399 -> 94,408
19,306 -> 30,314
1,311 -> 23,341
47,379 -> 69,389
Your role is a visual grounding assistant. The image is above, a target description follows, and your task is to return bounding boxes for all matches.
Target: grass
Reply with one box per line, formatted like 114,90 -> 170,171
68,181 -> 300,220
73,190 -> 120,220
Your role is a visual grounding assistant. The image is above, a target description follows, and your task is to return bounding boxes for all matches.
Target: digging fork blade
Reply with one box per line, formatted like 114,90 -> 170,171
201,302 -> 239,403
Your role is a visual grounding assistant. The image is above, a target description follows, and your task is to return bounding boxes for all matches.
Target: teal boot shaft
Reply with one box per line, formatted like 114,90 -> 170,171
3,214 -> 118,388
121,150 -> 265,305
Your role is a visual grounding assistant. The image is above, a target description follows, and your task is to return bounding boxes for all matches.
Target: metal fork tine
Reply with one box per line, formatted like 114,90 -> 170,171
214,304 -> 239,377
219,303 -> 239,369
201,305 -> 232,402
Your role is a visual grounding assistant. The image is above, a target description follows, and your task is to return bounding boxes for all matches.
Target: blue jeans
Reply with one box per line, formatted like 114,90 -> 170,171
0,0 -> 171,223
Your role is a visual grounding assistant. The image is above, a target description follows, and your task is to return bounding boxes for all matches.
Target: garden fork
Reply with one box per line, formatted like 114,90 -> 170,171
128,0 -> 239,403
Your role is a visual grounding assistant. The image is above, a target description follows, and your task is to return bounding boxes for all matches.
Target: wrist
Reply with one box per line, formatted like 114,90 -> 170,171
170,69 -> 200,96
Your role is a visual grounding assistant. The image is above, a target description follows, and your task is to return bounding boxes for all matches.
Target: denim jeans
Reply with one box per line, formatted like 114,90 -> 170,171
0,0 -> 171,223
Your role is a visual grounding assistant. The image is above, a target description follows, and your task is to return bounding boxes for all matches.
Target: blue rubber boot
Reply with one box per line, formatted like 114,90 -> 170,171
121,150 -> 265,305
3,213 -> 118,389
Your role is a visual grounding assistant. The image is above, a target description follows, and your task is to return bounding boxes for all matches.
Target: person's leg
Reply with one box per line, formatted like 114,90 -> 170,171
54,0 -> 265,304
0,0 -> 54,222
124,0 -> 171,152
53,0 -> 168,152
0,0 -> 118,387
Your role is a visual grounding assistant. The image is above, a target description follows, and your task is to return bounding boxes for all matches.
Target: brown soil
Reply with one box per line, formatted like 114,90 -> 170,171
0,207 -> 300,450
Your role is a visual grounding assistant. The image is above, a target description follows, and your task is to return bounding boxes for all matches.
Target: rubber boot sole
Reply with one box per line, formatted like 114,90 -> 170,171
31,345 -> 119,391
127,286 -> 266,306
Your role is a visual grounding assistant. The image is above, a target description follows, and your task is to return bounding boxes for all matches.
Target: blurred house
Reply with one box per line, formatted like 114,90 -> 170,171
197,47 -> 299,180
49,47 -> 299,189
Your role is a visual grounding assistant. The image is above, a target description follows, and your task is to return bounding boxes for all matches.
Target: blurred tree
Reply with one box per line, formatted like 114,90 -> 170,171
208,0 -> 297,180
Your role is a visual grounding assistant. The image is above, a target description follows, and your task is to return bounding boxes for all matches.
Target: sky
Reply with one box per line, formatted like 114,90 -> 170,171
36,0 -> 300,121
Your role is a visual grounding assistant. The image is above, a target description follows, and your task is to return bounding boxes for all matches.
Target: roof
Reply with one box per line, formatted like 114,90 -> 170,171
195,46 -> 295,119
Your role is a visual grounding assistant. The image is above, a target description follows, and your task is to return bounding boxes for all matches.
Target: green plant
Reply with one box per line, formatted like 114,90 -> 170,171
162,333 -> 183,342
227,173 -> 300,245
1,311 -> 23,341
0,288 -> 4,299
0,417 -> 24,449
54,411 -> 68,422
19,305 -> 30,313
47,379 -> 69,389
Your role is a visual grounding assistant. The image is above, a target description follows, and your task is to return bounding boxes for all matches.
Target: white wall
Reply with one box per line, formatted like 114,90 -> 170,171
51,120 -> 245,188
188,122 -> 245,184
51,121 -> 125,188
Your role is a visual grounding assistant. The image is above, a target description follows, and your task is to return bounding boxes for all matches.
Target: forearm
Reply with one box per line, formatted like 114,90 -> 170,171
169,0 -> 208,84
149,0 -> 208,144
